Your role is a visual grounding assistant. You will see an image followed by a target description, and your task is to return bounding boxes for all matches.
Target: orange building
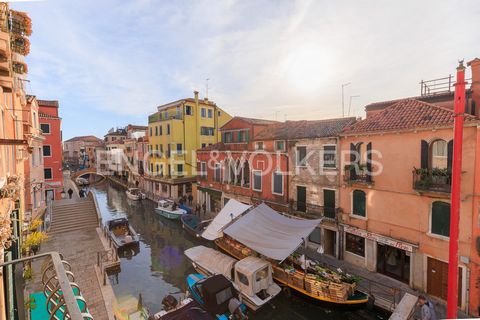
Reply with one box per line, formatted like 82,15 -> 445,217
339,60 -> 480,316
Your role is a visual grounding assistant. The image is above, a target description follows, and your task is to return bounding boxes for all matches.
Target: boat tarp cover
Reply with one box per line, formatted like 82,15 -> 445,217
224,203 -> 321,261
184,246 -> 236,279
201,199 -> 251,240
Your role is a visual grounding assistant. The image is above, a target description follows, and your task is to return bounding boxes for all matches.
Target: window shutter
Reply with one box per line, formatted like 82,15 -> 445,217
245,130 -> 249,142
350,143 -> 357,180
447,140 -> 453,172
366,142 -> 372,182
421,140 -> 429,169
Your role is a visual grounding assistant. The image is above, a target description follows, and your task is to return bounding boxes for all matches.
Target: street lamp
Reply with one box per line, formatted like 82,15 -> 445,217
341,83 -> 351,117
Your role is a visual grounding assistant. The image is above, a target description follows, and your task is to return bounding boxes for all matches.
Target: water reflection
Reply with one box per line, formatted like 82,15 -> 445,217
92,181 -> 387,319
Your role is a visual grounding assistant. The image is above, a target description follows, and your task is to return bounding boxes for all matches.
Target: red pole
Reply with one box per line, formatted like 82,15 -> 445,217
447,60 -> 466,318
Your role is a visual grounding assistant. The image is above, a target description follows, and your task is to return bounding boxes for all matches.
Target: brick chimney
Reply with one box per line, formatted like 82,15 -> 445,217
468,58 -> 480,117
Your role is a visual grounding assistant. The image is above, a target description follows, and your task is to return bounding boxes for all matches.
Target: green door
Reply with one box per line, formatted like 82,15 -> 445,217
296,186 -> 306,212
323,189 -> 336,218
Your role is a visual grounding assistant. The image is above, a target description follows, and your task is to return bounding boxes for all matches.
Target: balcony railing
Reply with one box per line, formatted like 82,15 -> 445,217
291,202 -> 340,220
343,165 -> 373,184
413,168 -> 451,193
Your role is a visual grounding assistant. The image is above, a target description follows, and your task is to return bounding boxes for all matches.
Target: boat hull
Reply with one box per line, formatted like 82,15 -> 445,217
181,215 -> 210,238
155,208 -> 183,220
126,192 -> 141,201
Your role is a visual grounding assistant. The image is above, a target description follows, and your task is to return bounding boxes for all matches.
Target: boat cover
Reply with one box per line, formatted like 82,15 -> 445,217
185,246 -> 236,279
223,203 -> 321,261
201,199 -> 251,240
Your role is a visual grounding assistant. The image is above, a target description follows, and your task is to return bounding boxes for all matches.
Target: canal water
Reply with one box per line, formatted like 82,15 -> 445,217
92,181 -> 388,320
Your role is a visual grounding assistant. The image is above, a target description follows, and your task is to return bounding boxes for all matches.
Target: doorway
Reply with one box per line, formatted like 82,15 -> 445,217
296,186 -> 306,212
376,243 -> 410,284
323,189 -> 336,218
323,229 -> 336,256
427,257 -> 462,306
45,189 -> 55,201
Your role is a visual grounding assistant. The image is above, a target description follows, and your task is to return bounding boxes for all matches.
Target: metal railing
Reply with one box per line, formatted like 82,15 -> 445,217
0,252 -> 92,319
343,166 -> 373,184
412,168 -> 451,193
290,203 -> 340,220
420,75 -> 472,96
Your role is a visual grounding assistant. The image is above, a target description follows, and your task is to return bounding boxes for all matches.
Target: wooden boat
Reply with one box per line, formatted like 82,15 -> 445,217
106,218 -> 140,249
187,273 -> 248,320
152,296 -> 214,320
185,245 -> 281,311
215,236 -> 369,306
125,188 -> 145,201
155,199 -> 187,220
181,214 -> 211,238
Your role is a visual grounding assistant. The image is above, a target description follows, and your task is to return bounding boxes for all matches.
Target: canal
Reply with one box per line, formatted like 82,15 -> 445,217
92,181 -> 388,320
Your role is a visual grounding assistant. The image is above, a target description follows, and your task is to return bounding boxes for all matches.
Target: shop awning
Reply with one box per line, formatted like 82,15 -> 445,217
223,203 -> 321,261
201,199 -> 251,240
197,186 -> 223,198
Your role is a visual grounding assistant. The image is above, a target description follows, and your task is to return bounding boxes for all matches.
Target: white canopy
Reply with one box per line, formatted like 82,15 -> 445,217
184,245 -> 236,279
201,199 -> 252,240
223,203 -> 321,261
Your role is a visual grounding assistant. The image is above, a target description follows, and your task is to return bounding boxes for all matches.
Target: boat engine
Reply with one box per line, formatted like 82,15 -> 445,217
228,297 -> 248,320
161,295 -> 178,311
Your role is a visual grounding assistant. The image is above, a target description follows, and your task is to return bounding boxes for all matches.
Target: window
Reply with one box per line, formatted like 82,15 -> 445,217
214,163 -> 221,182
201,108 -> 206,117
272,171 -> 283,195
176,143 -> 183,155
345,233 -> 365,257
43,145 -> 51,157
156,164 -> 159,173
159,125 -> 163,135
431,140 -> 448,169
177,164 -> 184,175
296,146 -> 307,166
323,145 -> 336,168
40,123 -> 50,134
275,140 -> 285,151
255,142 -> 264,150
237,271 -> 249,286
176,106 -> 181,118
44,168 -> 52,180
242,161 -> 250,187
149,127 -> 152,136
352,190 -> 366,217
167,124 -> 170,135
238,130 -> 248,143
431,201 -> 450,237
201,127 -> 215,136
160,144 -> 164,156
186,105 -> 192,115
164,111 -> 168,119
252,170 -> 262,191
208,109 -> 213,118
167,144 -> 171,157
223,131 -> 233,143
201,143 -> 206,148
155,126 -> 158,136
200,162 -> 207,177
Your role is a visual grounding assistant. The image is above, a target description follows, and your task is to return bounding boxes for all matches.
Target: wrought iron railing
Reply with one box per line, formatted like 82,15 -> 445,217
291,203 -> 340,220
412,168 -> 451,193
343,165 -> 372,184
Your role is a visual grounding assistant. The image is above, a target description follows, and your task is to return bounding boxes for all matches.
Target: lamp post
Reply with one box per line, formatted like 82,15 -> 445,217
342,83 -> 351,117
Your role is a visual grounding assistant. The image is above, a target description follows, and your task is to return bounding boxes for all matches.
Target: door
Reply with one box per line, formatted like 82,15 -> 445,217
296,186 -> 306,212
324,229 -> 336,256
323,189 -> 336,219
376,244 -> 410,284
45,189 -> 55,201
427,257 -> 462,306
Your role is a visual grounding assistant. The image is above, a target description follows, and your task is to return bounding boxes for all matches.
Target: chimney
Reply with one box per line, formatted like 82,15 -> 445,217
194,90 -> 199,104
468,58 -> 480,117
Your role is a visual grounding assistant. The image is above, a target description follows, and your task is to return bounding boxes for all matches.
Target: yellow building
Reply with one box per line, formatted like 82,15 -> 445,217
145,91 -> 231,199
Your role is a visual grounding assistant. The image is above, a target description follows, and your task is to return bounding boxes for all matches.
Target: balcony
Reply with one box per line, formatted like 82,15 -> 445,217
291,202 -> 340,221
344,165 -> 373,185
413,168 -> 451,193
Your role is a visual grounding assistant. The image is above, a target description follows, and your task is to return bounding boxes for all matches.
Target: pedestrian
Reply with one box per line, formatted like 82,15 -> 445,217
188,194 -> 193,206
417,295 -> 437,320
67,188 -> 73,199
202,202 -> 206,216
195,204 -> 201,216
179,197 -> 185,205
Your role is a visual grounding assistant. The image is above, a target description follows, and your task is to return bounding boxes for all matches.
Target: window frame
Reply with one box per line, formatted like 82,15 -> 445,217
351,189 -> 367,219
345,233 -> 365,257
44,168 -> 53,180
214,163 -> 222,182
201,108 -> 206,118
274,140 -> 285,152
42,145 -> 52,157
430,201 -> 451,239
296,145 -> 307,167
272,171 -> 284,195
207,109 -> 213,118
40,123 -> 50,135
252,170 -> 262,192
322,144 -> 337,169
254,141 -> 264,151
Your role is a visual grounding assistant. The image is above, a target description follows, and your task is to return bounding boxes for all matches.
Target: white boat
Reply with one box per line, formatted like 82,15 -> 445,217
155,199 -> 187,220
184,245 -> 281,311
125,188 -> 145,201
75,177 -> 89,185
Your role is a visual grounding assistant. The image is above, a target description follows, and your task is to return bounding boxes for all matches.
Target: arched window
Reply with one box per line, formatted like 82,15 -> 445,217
352,190 -> 366,217
431,201 -> 450,237
431,139 -> 448,169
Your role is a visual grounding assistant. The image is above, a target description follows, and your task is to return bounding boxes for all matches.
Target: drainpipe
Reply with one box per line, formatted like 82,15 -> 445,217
447,61 -> 466,319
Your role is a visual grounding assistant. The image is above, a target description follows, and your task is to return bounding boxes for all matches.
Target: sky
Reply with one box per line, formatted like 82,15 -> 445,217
10,0 -> 480,140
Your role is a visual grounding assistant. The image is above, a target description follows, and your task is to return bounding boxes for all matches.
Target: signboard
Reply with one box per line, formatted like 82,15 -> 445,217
343,225 -> 416,252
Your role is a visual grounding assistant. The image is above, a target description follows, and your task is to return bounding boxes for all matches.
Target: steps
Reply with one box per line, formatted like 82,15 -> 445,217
50,199 -> 99,235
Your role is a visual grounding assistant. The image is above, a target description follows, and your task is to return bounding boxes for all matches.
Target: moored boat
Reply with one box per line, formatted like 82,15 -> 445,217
185,245 -> 281,311
187,273 -> 248,320
155,199 -> 187,220
152,295 -> 214,320
125,188 -> 145,201
181,214 -> 211,238
106,218 -> 140,249
75,177 -> 89,186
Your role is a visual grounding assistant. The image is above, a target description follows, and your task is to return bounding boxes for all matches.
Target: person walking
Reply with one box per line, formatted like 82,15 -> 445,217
202,202 -> 206,216
417,295 -> 437,320
188,194 -> 193,206
67,188 -> 73,199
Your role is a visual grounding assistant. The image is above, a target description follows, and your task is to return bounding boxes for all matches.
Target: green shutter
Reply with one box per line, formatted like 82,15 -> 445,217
431,201 -> 450,237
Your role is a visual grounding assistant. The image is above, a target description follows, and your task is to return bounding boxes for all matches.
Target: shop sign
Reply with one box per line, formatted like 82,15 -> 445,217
343,225 -> 415,252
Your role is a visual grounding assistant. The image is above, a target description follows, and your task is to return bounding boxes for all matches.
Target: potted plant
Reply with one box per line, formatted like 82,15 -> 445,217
22,232 -> 48,255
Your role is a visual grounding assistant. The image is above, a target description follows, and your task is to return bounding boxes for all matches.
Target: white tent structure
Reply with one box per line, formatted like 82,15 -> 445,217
223,203 -> 321,261
201,199 -> 252,240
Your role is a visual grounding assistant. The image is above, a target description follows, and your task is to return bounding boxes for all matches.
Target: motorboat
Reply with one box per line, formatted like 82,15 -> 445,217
75,177 -> 89,186
185,245 -> 281,311
181,214 -> 212,238
155,199 -> 187,220
125,188 -> 146,201
106,218 -> 140,249
187,273 -> 248,319
153,295 -> 214,320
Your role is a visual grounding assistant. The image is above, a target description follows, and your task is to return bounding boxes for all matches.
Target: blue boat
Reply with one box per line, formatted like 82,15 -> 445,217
187,274 -> 248,320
